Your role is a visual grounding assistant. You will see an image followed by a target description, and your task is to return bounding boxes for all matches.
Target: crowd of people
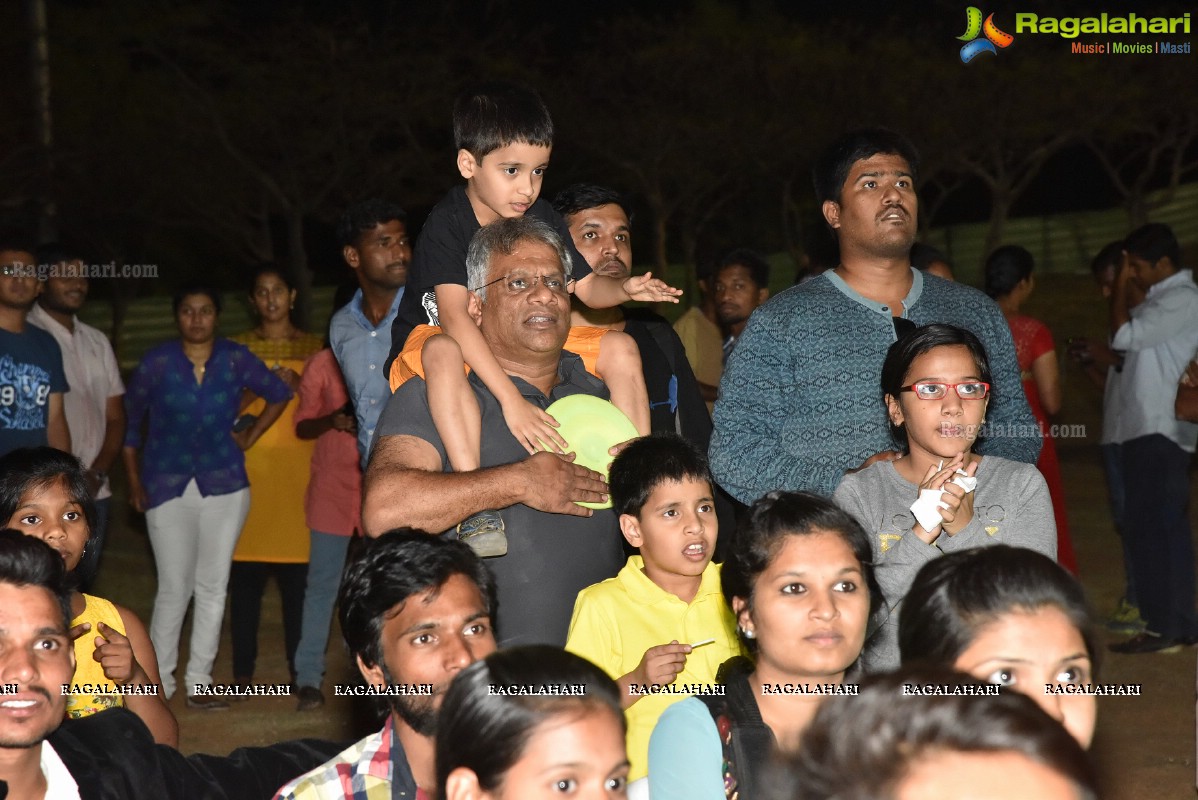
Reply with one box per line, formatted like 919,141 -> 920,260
0,80 -> 1195,798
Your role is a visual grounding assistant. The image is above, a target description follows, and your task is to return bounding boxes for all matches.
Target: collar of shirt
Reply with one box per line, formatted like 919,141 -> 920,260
616,555 -> 723,607
466,351 -> 605,405
1146,268 -> 1194,300
349,286 -> 404,332
27,304 -> 76,337
41,741 -> 83,800
823,267 -> 923,318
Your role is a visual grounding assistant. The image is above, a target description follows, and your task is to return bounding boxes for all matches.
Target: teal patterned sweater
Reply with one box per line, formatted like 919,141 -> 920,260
709,269 -> 1041,501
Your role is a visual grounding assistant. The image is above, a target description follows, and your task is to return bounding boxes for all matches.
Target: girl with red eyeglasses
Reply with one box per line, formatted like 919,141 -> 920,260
833,323 -> 1058,673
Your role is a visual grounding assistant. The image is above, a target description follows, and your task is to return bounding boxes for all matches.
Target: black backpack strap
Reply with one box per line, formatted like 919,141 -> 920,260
697,658 -> 775,799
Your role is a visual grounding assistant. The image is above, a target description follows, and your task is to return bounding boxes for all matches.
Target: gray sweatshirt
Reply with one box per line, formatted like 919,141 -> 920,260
833,456 -> 1057,672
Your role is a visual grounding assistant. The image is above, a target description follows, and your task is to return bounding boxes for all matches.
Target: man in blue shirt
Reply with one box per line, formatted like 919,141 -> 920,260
329,200 -> 411,467
0,239 -> 70,457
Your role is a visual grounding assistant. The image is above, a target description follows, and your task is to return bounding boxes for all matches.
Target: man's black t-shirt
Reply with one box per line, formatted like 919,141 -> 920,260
621,307 -> 712,452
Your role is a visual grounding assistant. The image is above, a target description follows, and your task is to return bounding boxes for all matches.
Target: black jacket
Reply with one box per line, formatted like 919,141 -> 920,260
35,708 -> 342,800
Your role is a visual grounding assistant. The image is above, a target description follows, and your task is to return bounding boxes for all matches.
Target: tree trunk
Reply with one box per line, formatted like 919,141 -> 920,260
1126,193 -> 1149,228
679,226 -> 699,306
983,191 -> 1011,257
284,210 -> 314,331
26,0 -> 56,242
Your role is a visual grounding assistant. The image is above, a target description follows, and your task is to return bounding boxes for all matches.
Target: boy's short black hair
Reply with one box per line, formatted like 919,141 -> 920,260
551,184 -> 631,223
717,248 -> 770,290
812,127 -> 920,206
608,433 -> 713,518
1089,241 -> 1123,278
0,530 -> 73,629
336,199 -> 408,251
1123,222 -> 1180,269
338,529 -> 496,670
454,81 -> 554,160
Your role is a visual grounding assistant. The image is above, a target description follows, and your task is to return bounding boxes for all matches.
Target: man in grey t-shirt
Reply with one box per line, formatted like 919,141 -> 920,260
364,217 -> 622,647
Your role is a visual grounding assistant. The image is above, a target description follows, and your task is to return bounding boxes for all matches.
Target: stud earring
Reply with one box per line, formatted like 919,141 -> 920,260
740,626 -> 756,640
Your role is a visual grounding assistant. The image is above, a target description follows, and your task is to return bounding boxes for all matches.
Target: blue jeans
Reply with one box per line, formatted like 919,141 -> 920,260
294,531 -> 353,689
1101,443 -> 1137,605
1122,435 -> 1196,639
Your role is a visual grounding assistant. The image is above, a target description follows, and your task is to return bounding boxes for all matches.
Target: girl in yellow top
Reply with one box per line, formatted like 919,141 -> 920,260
229,266 -> 323,687
0,446 -> 178,746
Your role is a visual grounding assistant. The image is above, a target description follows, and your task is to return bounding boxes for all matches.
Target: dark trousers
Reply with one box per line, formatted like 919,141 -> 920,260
1122,434 -> 1196,639
1101,443 -> 1137,605
229,561 -> 307,680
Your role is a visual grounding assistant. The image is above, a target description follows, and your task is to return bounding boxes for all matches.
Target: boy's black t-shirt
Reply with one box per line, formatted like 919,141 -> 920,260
387,185 -> 594,372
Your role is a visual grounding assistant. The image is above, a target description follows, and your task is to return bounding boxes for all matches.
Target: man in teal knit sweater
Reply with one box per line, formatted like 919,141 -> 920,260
710,129 -> 1040,501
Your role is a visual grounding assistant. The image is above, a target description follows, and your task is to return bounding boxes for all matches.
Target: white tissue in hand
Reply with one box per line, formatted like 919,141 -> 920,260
911,489 -> 947,530
950,469 -> 977,493
910,468 -> 976,530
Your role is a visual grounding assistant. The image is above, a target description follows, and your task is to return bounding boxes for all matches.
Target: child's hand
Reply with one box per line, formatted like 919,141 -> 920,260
500,396 -> 568,455
632,641 -> 692,688
913,453 -> 966,538
92,621 -> 143,686
939,458 -> 978,534
623,273 -> 683,304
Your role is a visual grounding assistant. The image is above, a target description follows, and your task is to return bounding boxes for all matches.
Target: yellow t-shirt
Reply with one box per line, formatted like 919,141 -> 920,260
67,594 -> 126,718
565,557 -> 741,781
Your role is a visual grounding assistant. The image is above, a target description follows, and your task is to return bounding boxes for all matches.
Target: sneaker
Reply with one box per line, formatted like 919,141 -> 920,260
1105,598 -> 1146,635
296,686 -> 325,712
1107,631 -> 1185,655
186,694 -> 231,711
457,511 -> 507,558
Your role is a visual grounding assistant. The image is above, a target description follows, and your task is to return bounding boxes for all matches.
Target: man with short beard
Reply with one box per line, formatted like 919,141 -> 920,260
330,200 -> 411,467
0,238 -> 70,457
553,184 -> 712,451
274,531 -> 498,799
28,244 -> 125,586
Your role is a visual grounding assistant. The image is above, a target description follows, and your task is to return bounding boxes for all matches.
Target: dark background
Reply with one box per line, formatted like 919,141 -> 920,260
2,0 -> 1196,322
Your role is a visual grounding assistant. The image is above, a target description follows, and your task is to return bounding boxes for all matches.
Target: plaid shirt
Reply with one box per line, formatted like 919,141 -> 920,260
273,717 -> 421,800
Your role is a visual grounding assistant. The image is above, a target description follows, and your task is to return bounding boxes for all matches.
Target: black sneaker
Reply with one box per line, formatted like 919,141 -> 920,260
296,686 -> 325,712
186,694 -> 231,711
457,511 -> 507,558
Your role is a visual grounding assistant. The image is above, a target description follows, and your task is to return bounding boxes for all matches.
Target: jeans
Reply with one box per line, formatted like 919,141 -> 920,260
293,531 -> 353,689
229,561 -> 308,680
145,479 -> 250,698
1121,435 -> 1196,639
1101,443 -> 1137,605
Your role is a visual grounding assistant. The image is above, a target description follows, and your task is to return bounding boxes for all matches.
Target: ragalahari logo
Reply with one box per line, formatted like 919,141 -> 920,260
958,7 -> 1015,62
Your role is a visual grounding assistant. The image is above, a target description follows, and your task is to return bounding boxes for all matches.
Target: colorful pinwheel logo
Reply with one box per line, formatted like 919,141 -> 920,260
957,7 -> 1014,63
